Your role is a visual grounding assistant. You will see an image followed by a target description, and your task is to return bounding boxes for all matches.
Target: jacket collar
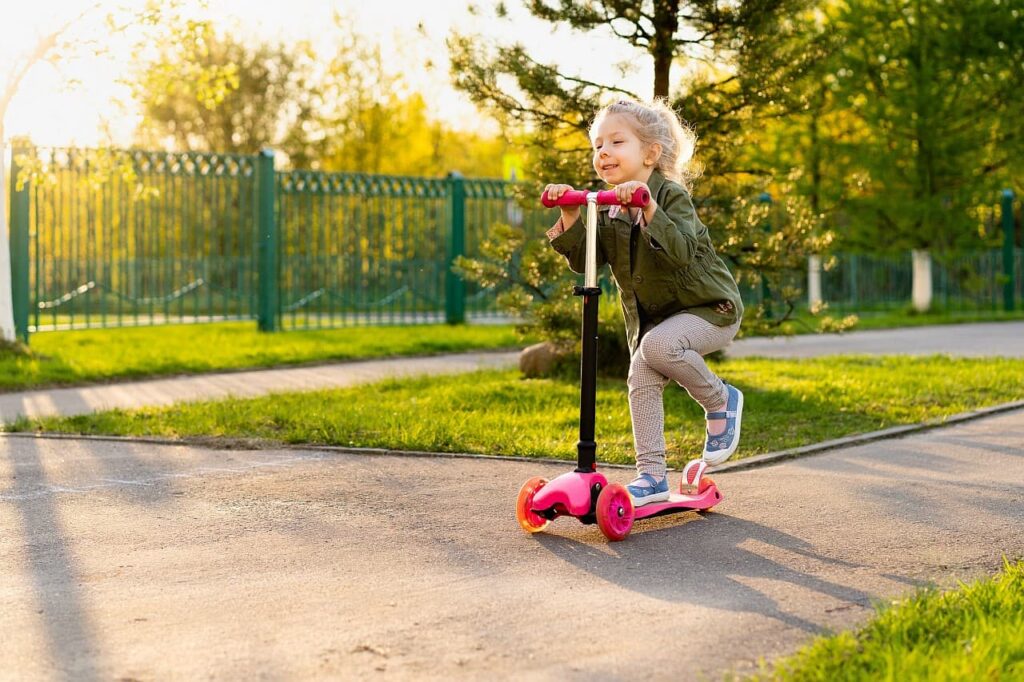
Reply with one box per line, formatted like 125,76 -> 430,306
645,168 -> 667,199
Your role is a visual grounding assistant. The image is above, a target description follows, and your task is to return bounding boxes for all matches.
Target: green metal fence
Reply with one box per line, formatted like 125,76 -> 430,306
275,168 -> 452,330
9,146 -> 554,339
7,144 -> 1021,342
819,252 -> 911,311
10,147 -> 258,337
819,249 -> 1024,313
272,167 -> 553,331
818,188 -> 1021,313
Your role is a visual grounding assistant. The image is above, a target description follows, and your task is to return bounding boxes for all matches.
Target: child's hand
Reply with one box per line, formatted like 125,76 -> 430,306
544,183 -> 580,225
614,181 -> 658,222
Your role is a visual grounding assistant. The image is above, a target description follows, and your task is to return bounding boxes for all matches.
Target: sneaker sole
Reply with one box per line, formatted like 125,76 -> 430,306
703,389 -> 744,466
629,490 -> 670,507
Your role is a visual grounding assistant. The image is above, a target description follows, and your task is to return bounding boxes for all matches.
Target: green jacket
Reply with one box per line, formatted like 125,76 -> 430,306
549,170 -> 743,354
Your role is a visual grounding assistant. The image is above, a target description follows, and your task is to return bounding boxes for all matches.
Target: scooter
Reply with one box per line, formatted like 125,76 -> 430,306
515,186 -> 723,542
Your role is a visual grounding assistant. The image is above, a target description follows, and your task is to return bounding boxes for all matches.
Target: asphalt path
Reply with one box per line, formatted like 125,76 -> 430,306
725,320 -> 1024,359
2,406 -> 1022,680
0,352 -> 518,423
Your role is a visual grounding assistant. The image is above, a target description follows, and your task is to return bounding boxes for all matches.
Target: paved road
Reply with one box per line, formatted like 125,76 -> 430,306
3,322 -> 1022,424
0,352 -> 518,423
726,321 -> 1024,359
2,407 -> 1022,680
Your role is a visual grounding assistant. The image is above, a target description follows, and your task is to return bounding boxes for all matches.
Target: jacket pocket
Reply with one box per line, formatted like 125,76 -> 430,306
675,245 -> 713,289
673,246 -> 729,310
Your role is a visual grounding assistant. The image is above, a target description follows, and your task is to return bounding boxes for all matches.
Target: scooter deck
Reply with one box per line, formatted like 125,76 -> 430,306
632,486 -> 722,520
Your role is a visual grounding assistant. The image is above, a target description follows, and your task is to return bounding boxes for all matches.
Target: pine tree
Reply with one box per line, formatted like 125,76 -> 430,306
449,0 -> 848,338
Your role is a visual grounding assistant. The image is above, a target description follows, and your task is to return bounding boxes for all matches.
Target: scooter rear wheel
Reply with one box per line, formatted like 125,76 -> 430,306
698,476 -> 719,511
516,476 -> 550,533
596,483 -> 634,541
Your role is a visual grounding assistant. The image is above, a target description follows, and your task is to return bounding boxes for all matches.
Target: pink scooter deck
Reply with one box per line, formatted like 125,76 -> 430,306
632,484 -> 722,520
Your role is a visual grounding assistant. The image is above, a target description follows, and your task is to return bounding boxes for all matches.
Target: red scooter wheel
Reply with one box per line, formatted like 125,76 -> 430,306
596,483 -> 634,541
516,476 -> 550,533
699,476 -> 719,511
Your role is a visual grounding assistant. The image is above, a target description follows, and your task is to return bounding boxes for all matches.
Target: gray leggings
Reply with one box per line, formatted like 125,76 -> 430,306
627,312 -> 741,478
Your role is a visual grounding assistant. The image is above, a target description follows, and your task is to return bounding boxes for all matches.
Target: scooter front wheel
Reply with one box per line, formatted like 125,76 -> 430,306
596,483 -> 634,541
516,476 -> 550,533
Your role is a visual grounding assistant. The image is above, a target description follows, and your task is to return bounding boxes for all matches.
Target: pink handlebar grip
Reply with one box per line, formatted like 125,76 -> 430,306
541,187 -> 650,208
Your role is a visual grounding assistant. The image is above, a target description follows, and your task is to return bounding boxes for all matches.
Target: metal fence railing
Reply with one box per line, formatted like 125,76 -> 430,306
275,170 -> 451,330
8,147 -> 555,339
10,148 -> 258,333
7,145 -> 1021,341
818,249 -> 1024,314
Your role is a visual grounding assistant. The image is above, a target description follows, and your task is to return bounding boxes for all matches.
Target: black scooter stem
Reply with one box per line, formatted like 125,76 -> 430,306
574,285 -> 602,472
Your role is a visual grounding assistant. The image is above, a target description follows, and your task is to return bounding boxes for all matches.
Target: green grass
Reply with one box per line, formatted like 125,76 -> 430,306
11,355 -> 1023,466
4,311 -> 1023,393
746,559 -> 1024,681
0,322 -> 523,392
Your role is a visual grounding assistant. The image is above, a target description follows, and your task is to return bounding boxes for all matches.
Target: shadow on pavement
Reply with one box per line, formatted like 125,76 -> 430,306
8,437 -> 102,681
535,512 -> 885,634
799,441 -> 1024,528
2,436 -> 210,679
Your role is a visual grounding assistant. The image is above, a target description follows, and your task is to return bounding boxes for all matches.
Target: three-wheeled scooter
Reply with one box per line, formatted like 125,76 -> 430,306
515,186 -> 722,542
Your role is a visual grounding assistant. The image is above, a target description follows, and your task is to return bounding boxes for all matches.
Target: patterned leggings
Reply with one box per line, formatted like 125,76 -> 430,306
628,312 -> 741,479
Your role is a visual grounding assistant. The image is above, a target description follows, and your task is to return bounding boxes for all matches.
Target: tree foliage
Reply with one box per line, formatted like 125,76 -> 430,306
453,222 -> 634,375
452,0 -> 830,184
449,0 -> 845,340
1,2 -> 233,342
131,25 -> 319,164
132,17 -> 507,177
820,0 -> 1024,253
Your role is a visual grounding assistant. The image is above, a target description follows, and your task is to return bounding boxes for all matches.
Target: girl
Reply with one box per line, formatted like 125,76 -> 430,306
544,98 -> 744,506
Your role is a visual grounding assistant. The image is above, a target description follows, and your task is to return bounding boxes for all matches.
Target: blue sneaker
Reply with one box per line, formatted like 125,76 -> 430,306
626,473 -> 670,506
703,384 -> 744,466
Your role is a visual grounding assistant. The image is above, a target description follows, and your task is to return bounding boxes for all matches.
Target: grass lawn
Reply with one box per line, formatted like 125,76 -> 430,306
11,355 -> 1024,467
4,311 -> 1023,393
746,559 -> 1024,681
0,322 -> 523,392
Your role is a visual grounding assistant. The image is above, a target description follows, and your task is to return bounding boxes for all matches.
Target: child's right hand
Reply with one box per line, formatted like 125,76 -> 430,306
544,184 -> 580,225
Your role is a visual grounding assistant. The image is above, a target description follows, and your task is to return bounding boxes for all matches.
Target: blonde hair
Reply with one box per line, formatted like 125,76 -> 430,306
590,98 -> 701,191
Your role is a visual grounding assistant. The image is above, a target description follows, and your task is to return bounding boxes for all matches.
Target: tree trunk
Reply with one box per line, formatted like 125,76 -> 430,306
0,125 -> 16,341
651,0 -> 680,99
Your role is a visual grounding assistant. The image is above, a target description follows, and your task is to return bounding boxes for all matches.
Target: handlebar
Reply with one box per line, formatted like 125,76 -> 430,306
541,187 -> 650,208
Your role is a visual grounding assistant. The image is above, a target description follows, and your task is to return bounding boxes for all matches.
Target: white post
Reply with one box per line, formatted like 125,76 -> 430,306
911,249 -> 932,313
0,136 -> 16,342
807,254 -> 823,309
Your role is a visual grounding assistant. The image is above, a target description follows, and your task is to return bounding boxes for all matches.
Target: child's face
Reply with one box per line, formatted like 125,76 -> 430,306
591,113 -> 655,185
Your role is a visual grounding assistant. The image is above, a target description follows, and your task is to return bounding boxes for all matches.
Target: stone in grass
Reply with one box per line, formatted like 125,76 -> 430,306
519,341 -> 567,378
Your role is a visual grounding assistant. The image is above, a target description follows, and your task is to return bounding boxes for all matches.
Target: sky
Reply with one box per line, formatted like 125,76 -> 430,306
1,0 -> 651,148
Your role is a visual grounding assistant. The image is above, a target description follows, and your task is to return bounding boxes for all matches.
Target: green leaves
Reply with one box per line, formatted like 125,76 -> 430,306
453,221 -> 582,345
821,0 -> 1024,252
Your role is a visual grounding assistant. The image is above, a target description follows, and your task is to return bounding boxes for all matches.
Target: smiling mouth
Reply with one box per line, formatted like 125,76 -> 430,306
601,164 -> 619,171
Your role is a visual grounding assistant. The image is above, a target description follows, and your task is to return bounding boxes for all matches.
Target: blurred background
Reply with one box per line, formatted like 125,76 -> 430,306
3,0 -> 1022,344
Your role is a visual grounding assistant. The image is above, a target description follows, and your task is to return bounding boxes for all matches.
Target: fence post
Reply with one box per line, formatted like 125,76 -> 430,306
256,149 -> 279,332
9,148 -> 30,343
807,255 -> 822,310
911,249 -> 933,313
849,254 -> 859,308
1002,188 -> 1016,312
446,171 -> 466,324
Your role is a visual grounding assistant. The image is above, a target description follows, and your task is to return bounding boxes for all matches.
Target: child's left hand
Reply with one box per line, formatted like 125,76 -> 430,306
614,181 -> 657,222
